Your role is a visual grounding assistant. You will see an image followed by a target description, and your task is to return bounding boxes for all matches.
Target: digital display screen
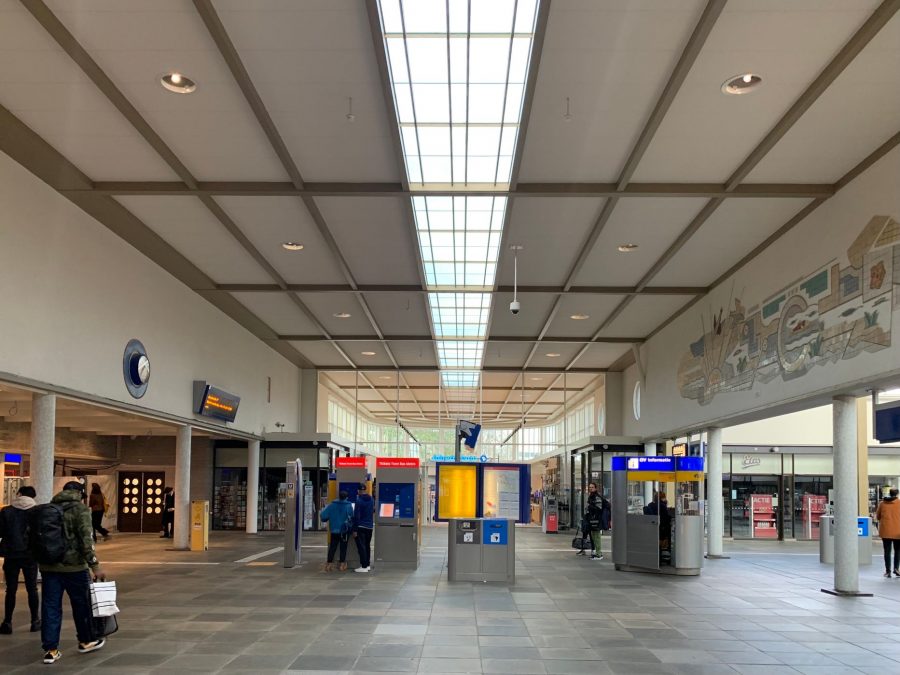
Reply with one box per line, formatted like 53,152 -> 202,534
378,482 -> 415,519
379,503 -> 394,518
197,385 -> 240,423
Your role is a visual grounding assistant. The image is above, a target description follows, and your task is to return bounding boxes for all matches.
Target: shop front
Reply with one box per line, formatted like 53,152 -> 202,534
212,440 -> 341,532
722,447 -> 900,541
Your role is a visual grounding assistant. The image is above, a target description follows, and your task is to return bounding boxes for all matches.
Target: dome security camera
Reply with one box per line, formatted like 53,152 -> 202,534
510,300 -> 521,315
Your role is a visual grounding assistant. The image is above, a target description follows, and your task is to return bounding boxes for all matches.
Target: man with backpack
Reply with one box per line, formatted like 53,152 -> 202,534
0,485 -> 40,635
320,490 -> 354,572
30,481 -> 107,664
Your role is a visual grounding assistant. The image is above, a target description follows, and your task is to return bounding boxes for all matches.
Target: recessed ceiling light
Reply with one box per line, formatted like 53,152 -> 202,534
333,312 -> 351,319
160,72 -> 196,94
361,351 -> 376,356
545,353 -> 561,358
281,242 -> 304,251
617,243 -> 639,252
529,377 -> 544,381
378,375 -> 392,380
721,73 -> 762,95
570,313 -> 590,320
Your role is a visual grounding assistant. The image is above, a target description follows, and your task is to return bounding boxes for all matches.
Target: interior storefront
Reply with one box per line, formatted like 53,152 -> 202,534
212,440 -> 341,532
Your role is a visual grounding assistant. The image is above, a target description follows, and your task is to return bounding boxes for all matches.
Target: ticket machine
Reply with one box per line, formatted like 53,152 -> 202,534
374,457 -> 421,569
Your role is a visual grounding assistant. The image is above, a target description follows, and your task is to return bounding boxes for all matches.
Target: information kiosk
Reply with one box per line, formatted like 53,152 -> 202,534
283,459 -> 303,568
374,458 -> 421,569
611,456 -> 704,576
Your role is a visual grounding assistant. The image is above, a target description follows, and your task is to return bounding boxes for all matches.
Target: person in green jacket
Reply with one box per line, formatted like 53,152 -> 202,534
37,482 -> 107,665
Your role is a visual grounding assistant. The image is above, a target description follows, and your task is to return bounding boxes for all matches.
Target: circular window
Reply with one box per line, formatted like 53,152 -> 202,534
123,339 -> 150,399
633,381 -> 641,421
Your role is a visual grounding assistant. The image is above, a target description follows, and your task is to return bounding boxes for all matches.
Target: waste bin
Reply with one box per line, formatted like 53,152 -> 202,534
448,519 -> 483,582
819,516 -> 872,566
447,518 -> 515,583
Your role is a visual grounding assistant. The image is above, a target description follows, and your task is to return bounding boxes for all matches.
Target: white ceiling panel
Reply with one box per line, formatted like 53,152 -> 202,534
497,198 -> 605,286
364,293 -> 433,336
482,341 -> 533,369
488,293 -> 558,338
213,0 -> 400,182
294,292 -> 375,336
519,0 -> 705,182
573,198 -> 707,287
576,343 -> 632,370
746,13 -> 900,183
598,294 -> 696,338
315,197 -> 421,286
652,197 -> 813,287
289,340 -> 350,367
631,0 -> 881,182
114,196 -> 271,284
529,342 -> 583,369
0,2 -> 178,181
545,294 -> 627,339
214,197 -> 346,285
387,341 -> 439,369
46,0 -> 289,181
229,292 -> 320,336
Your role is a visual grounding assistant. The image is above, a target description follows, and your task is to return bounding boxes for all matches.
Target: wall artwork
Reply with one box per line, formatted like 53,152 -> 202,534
678,215 -> 900,405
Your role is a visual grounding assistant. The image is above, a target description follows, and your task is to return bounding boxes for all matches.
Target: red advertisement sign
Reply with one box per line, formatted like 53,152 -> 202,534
376,457 -> 420,468
335,456 -> 367,468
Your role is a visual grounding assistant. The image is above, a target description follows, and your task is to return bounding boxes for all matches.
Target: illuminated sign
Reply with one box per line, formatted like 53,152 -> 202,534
335,457 -> 367,468
193,381 -> 240,423
376,458 -> 420,468
2,453 -> 22,464
612,456 -> 704,472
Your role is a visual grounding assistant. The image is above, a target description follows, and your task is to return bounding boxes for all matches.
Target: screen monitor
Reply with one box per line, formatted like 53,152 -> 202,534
378,482 -> 415,519
196,384 -> 240,423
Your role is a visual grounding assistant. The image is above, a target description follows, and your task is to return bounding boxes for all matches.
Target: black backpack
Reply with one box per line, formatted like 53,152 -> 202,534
28,502 -> 77,565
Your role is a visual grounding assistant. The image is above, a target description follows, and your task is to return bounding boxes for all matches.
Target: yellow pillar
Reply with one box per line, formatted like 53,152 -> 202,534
856,397 -> 869,517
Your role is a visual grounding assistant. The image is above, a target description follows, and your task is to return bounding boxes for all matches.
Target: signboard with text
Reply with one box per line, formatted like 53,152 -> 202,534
376,457 -> 420,468
335,456 -> 367,468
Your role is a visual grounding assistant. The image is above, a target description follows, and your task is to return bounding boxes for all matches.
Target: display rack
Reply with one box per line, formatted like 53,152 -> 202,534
750,494 -> 777,539
213,479 -> 247,530
801,494 -> 827,540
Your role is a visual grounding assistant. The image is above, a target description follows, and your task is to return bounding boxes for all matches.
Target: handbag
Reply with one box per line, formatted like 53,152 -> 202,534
93,613 -> 118,637
571,537 -> 587,550
90,581 -> 120,618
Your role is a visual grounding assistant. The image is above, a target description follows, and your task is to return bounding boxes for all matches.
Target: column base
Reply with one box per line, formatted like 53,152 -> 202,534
705,554 -> 730,559
820,588 -> 873,597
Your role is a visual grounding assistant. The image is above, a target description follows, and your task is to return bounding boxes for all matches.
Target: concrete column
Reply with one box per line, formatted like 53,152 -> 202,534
31,393 -> 56,504
643,442 -> 656,506
707,427 -> 725,558
246,440 -> 260,534
832,396 -> 859,594
856,398 -> 869,516
174,425 -> 192,550
300,369 -> 319,434
604,373 -> 624,436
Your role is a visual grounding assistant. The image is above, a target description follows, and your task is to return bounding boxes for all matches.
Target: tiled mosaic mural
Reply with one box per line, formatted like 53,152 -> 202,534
678,215 -> 900,405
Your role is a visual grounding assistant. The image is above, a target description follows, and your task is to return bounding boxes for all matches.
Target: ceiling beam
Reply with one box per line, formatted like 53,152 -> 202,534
216,284 -> 707,296
565,0 -> 900,372
67,181 -> 834,199
282,334 -> 643,344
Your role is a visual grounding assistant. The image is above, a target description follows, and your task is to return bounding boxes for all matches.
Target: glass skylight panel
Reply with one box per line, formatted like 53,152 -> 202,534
429,293 -> 491,338
378,0 -> 540,188
442,371 -> 481,388
437,341 -> 484,369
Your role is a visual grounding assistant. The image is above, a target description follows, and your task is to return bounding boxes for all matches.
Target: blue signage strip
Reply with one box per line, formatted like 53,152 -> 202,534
482,519 -> 508,545
858,517 -> 869,537
611,456 -> 705,472
2,453 -> 22,464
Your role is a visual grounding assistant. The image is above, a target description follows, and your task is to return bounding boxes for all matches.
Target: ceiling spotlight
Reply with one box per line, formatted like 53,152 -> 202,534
361,351 -> 376,356
160,72 -> 196,94
545,353 -> 561,358
529,377 -> 544,381
378,375 -> 392,380
281,242 -> 304,251
570,313 -> 590,320
722,73 -> 762,95
617,243 -> 639,252
333,312 -> 351,319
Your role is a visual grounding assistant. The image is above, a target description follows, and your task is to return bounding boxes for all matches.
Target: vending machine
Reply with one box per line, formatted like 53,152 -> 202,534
374,457 -> 420,569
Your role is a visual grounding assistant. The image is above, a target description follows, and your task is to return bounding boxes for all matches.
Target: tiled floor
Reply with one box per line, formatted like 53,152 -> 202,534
1,526 -> 900,674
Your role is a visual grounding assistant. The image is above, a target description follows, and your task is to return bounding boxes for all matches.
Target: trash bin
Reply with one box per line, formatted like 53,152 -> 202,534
820,516 -> 871,566
447,518 -> 515,583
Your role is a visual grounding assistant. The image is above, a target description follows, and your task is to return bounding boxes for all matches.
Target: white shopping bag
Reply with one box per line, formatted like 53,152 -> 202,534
90,581 -> 120,618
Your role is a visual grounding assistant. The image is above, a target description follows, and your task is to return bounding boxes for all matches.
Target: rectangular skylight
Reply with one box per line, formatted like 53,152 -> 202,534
436,340 -> 485,369
441,371 -> 481,388
378,0 -> 540,188
429,292 -> 491,338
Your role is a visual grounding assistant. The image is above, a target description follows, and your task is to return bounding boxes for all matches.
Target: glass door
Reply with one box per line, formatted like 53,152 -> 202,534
731,475 -> 780,539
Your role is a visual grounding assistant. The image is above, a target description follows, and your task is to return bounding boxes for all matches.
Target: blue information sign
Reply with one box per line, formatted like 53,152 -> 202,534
611,456 -> 705,472
482,519 -> 508,545
858,517 -> 869,537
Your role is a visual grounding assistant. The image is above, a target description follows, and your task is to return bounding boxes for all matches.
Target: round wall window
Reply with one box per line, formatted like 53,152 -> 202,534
633,381 -> 641,421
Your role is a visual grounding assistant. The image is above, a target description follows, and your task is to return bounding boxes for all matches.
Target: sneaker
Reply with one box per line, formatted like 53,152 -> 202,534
31,619 -> 41,632
894,569 -> 900,577
354,566 -> 370,573
0,622 -> 11,635
885,570 -> 892,578
77,638 -> 105,654
43,649 -> 61,664
592,554 -> 604,560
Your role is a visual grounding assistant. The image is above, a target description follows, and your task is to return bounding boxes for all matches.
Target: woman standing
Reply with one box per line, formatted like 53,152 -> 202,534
88,483 -> 111,542
875,488 -> 900,577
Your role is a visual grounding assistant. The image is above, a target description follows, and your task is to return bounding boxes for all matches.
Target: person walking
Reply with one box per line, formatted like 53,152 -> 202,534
0,485 -> 40,635
875,487 -> 900,578
30,481 -> 107,664
352,483 -> 374,573
320,490 -> 354,572
160,487 -> 174,539
578,482 -> 602,559
88,484 -> 110,542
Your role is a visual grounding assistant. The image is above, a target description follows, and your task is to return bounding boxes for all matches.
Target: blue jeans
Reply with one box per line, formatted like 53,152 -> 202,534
41,570 -> 94,651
